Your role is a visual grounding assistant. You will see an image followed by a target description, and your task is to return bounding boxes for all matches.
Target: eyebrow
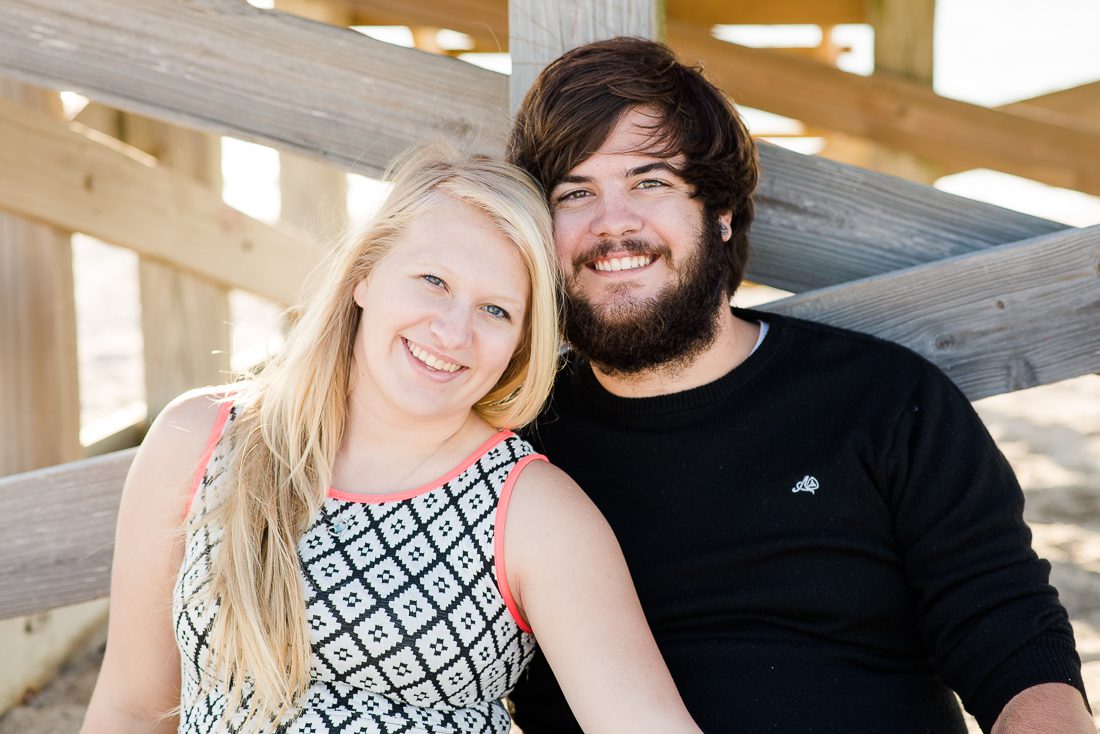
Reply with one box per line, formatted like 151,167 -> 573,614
555,161 -> 682,187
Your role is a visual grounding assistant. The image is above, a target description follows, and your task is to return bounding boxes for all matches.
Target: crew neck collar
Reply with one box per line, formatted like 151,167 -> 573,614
569,308 -> 785,421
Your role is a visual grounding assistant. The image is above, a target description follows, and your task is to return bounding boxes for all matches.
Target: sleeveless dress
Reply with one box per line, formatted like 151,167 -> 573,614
173,403 -> 543,733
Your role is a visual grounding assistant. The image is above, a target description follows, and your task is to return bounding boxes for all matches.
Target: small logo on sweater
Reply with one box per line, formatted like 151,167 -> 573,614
791,475 -> 819,495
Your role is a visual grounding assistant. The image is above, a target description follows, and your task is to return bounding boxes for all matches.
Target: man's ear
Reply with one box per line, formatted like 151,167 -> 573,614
717,211 -> 733,242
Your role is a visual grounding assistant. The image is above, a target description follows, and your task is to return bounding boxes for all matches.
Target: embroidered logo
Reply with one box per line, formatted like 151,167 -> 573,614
791,475 -> 820,495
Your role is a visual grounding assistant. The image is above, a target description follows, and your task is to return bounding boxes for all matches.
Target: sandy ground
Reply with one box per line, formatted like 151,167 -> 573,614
2,243 -> 1097,732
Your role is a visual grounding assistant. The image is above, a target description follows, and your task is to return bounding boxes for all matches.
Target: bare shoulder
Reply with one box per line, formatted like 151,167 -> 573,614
507,459 -> 608,533
126,384 -> 241,514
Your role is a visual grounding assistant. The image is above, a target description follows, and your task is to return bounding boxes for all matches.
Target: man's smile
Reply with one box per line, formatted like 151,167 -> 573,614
590,254 -> 655,272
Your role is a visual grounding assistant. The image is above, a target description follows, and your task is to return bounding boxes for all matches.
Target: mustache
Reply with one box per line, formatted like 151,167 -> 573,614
570,238 -> 673,276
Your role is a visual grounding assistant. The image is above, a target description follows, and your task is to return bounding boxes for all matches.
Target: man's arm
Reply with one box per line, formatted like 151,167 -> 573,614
992,682 -> 1093,733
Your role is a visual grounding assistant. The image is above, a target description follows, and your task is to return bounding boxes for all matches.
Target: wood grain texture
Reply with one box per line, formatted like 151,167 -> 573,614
0,82 -> 80,475
0,95 -> 313,304
749,142 -> 1069,291
509,0 -> 660,113
121,114 -> 233,417
0,449 -> 134,619
2,0 -> 1071,295
669,19 -> 1100,196
763,225 -> 1100,400
0,0 -> 509,178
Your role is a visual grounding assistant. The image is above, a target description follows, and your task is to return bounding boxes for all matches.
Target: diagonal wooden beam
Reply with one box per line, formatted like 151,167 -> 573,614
0,0 -> 509,178
763,225 -> 1100,401
934,81 -> 1100,176
667,19 -> 1100,197
3,0 -> 1073,297
750,142 -> 1068,291
0,448 -> 134,620
1003,81 -> 1100,122
0,95 -> 312,303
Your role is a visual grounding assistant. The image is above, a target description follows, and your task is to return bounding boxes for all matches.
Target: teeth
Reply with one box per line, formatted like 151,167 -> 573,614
405,340 -> 461,373
593,255 -> 653,272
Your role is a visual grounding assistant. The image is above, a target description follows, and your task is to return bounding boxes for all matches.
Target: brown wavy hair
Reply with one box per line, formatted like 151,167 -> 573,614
507,36 -> 760,296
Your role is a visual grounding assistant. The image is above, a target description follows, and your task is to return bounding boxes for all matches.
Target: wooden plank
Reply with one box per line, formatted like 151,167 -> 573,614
1,0 -> 1075,296
0,0 -> 508,179
935,82 -> 1100,176
348,0 -> 507,53
276,0 -> 350,239
0,450 -> 134,620
120,114 -> 233,418
509,0 -> 661,113
762,225 -> 1100,401
668,19 -> 1100,196
345,0 -> 867,53
0,82 -> 80,475
666,0 -> 867,26
851,0 -> 938,183
1005,81 -> 1100,122
0,95 -> 313,304
748,141 -> 1069,292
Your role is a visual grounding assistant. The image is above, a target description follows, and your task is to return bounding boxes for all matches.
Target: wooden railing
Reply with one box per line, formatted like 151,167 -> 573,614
0,0 -> 1097,623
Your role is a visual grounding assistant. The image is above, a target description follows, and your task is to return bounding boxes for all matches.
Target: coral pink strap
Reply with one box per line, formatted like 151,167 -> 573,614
493,453 -> 547,635
183,401 -> 233,519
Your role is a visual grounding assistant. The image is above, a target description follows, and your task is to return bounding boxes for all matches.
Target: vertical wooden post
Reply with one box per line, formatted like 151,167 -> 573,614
275,0 -> 350,240
0,79 -> 105,714
866,0 -> 938,183
508,0 -> 663,113
79,105 -> 233,417
123,116 -> 231,416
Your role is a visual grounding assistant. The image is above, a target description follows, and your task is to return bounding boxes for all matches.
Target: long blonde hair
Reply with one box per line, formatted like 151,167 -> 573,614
195,147 -> 560,727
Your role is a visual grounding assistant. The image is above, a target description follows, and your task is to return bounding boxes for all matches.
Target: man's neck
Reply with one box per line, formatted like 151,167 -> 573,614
589,308 -> 760,398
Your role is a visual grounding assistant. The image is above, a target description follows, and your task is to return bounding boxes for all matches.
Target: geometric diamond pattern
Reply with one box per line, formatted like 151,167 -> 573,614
174,409 -> 539,733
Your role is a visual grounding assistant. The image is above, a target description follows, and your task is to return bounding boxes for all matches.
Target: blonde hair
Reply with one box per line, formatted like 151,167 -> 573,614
194,147 -> 560,728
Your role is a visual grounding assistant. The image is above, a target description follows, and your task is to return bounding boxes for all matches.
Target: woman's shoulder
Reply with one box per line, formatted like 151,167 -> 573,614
148,384 -> 241,451
130,384 -> 244,504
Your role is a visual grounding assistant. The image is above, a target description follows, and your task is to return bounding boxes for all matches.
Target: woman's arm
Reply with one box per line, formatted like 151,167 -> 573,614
81,389 -> 229,734
504,461 -> 702,734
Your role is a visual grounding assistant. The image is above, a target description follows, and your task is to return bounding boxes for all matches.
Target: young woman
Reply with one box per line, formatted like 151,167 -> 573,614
81,150 -> 702,734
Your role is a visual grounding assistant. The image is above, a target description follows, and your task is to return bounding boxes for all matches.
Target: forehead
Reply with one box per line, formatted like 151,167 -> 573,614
568,107 -> 684,174
387,196 -> 529,296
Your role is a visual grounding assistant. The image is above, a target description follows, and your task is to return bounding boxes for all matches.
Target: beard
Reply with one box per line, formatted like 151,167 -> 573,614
561,217 -> 731,376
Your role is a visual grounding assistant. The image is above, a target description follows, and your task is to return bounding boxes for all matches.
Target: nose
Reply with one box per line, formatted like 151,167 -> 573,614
590,188 -> 642,239
429,302 -> 473,351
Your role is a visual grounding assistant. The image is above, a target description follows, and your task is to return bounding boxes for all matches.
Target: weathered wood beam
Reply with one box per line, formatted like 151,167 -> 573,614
668,19 -> 1100,196
0,95 -> 312,304
749,142 -> 1068,292
1,0 -> 1074,296
934,82 -> 1100,176
1005,81 -> 1100,122
0,0 -> 509,178
345,0 -> 868,53
509,0 -> 661,113
764,225 -> 1100,401
0,449 -> 134,620
667,0 -> 867,26
348,0 -> 508,52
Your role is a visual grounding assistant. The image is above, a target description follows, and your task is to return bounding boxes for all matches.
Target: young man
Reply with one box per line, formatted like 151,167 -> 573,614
506,38 -> 1091,733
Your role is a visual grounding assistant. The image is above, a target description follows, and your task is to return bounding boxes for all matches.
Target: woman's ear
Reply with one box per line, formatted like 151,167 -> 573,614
352,278 -> 369,308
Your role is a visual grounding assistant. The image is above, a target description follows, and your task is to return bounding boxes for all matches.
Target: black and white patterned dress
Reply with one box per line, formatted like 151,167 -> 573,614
173,403 -> 543,733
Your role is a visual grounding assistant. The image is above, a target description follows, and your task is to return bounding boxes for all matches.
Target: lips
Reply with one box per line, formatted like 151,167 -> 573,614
402,338 -> 465,374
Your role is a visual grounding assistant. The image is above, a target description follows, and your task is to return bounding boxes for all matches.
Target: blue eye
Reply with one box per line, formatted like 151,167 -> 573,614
482,304 -> 511,320
422,274 -> 445,287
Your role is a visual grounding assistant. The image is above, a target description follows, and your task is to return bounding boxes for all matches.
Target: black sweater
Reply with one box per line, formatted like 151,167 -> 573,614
510,309 -> 1084,733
